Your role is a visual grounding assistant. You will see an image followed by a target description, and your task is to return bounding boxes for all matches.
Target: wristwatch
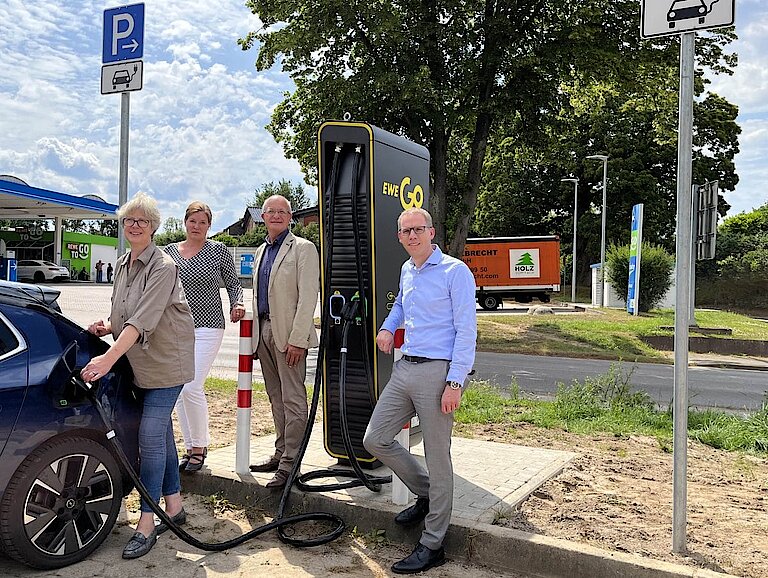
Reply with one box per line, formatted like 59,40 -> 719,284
447,381 -> 463,390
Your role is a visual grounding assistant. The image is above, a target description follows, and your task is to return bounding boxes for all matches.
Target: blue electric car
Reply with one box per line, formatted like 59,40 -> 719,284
0,281 -> 141,569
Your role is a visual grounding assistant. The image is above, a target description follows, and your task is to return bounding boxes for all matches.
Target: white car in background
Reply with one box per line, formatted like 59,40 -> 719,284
16,260 -> 71,283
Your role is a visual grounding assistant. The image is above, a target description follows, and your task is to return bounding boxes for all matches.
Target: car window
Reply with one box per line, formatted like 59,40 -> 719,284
43,261 -> 58,267
0,313 -> 25,359
18,261 -> 35,266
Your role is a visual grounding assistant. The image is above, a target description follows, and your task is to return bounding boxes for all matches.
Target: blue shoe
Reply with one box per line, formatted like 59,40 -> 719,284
122,529 -> 158,559
155,508 -> 187,535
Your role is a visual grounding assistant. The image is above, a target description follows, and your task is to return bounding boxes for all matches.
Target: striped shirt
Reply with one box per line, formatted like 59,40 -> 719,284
164,240 -> 243,329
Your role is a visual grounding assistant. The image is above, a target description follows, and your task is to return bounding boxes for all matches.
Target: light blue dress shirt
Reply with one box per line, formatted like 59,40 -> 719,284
380,245 -> 477,384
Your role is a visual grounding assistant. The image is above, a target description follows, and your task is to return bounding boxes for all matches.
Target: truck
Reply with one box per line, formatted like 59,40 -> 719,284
461,236 -> 561,309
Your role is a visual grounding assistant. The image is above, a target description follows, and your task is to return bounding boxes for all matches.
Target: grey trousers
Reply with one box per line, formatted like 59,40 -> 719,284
363,359 -> 454,549
257,319 -> 308,474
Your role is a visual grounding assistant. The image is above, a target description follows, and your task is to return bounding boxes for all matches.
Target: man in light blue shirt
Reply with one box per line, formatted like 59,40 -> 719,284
364,207 -> 477,574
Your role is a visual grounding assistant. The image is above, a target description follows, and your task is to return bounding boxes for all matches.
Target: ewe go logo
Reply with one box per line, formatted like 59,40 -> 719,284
382,176 -> 424,210
509,248 -> 539,278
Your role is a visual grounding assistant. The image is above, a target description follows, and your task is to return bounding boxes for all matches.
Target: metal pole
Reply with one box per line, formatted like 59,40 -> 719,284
600,159 -> 607,306
117,92 -> 130,257
572,180 -> 578,304
673,31 -> 695,554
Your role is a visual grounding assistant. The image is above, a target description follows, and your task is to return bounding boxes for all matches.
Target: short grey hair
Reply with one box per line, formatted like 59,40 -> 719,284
117,192 -> 162,233
262,195 -> 293,213
397,207 -> 433,230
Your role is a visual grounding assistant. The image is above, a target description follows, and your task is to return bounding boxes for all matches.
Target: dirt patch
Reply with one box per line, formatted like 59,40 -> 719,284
177,390 -> 768,578
456,422 -> 768,578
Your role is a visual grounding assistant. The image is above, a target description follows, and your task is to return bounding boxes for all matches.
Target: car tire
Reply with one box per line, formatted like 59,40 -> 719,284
479,294 -> 499,310
0,436 -> 123,569
33,271 -> 45,283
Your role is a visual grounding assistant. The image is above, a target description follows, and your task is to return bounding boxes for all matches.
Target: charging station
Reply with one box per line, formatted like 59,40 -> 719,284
318,121 -> 430,465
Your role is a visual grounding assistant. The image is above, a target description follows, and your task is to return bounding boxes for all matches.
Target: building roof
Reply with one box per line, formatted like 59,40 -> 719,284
0,176 -> 118,220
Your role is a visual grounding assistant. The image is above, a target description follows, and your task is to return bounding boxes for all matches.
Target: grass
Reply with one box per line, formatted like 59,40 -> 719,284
477,307 -> 768,362
454,368 -> 768,455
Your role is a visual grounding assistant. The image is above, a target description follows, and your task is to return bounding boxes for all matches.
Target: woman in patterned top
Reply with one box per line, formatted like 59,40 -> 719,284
164,201 -> 245,473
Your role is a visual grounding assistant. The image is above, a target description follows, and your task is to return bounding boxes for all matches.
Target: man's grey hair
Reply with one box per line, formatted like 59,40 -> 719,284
262,195 -> 293,213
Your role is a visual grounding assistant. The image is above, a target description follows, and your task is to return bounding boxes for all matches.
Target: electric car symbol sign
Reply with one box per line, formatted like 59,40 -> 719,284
641,0 -> 734,38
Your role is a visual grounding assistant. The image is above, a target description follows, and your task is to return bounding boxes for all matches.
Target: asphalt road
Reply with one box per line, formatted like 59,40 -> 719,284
473,352 -> 768,412
54,283 -> 766,412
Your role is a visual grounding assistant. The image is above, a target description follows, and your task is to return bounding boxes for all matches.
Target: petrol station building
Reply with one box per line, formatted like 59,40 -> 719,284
0,175 -> 118,279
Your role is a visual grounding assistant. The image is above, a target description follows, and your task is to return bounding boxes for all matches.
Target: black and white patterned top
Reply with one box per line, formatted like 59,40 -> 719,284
164,240 -> 243,329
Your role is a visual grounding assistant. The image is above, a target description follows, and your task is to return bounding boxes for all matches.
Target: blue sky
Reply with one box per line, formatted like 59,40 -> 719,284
0,1 -> 765,234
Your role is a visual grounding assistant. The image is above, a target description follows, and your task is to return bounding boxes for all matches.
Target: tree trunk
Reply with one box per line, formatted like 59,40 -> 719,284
430,128 -> 449,248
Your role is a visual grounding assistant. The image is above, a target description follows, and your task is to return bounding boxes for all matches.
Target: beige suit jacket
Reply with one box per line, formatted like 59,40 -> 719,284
251,231 -> 320,354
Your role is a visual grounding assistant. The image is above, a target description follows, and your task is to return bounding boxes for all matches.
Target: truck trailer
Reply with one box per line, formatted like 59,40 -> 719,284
462,236 -> 561,309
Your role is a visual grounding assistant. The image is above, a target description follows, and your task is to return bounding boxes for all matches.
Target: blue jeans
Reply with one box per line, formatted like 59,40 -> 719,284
138,385 -> 183,513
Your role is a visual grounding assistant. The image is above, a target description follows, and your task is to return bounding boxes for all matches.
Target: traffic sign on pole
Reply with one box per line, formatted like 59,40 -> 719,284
103,3 -> 145,63
101,60 -> 143,95
641,0 -> 734,38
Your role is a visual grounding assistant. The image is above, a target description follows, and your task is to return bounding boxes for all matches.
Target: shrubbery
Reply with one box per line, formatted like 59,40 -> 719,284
606,243 -> 674,312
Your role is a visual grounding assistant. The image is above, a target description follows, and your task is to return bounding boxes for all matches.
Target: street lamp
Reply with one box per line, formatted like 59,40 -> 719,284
587,154 -> 609,306
561,178 -> 579,303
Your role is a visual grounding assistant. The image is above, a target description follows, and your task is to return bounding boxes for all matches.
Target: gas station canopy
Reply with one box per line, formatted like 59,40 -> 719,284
0,177 -> 118,220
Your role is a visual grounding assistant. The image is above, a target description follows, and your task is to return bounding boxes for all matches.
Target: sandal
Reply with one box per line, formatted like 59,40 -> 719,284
184,449 -> 207,473
178,452 -> 192,472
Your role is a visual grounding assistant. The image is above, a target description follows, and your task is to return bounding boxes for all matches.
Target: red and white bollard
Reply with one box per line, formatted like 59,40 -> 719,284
392,328 -> 415,505
235,311 -> 254,475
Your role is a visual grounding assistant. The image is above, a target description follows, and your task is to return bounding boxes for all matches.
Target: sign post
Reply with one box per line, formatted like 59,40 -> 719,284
627,204 -> 644,316
640,0 -> 734,555
102,3 -> 145,257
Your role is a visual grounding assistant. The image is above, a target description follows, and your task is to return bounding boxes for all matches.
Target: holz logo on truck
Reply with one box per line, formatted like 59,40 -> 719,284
509,249 -> 540,278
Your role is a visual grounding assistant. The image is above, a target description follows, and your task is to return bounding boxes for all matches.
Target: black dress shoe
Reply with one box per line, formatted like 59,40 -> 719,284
394,497 -> 429,526
250,456 -> 280,472
155,508 -> 187,535
392,542 -> 446,574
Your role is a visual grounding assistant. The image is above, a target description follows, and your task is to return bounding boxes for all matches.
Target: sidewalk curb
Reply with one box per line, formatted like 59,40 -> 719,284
691,360 -> 768,371
181,469 -> 738,578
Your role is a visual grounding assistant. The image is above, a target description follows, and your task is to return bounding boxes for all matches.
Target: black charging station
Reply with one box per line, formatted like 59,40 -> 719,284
318,121 -> 430,465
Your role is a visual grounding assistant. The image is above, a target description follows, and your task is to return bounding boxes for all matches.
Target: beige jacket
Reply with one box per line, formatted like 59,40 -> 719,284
251,232 -> 319,354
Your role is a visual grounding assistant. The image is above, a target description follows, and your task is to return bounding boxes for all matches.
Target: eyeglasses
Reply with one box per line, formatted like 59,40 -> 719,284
398,226 -> 429,236
263,209 -> 290,216
122,217 -> 151,228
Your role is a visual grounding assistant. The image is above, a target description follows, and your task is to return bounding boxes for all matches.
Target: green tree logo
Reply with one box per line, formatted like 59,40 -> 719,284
516,252 -> 535,266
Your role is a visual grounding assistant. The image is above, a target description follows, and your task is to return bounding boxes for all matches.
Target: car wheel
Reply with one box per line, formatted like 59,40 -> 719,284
33,271 -> 45,283
0,437 -> 123,569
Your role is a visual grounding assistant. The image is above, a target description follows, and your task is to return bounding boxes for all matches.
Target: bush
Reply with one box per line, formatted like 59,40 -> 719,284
606,243 -> 674,312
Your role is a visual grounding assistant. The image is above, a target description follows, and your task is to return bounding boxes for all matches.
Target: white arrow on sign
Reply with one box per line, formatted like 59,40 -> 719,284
122,39 -> 139,52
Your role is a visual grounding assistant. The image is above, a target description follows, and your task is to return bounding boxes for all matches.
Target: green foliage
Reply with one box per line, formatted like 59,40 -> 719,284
606,243 -> 674,312
210,233 -> 240,246
292,221 -> 320,251
153,229 -> 186,247
238,225 -> 267,247
248,179 -> 310,211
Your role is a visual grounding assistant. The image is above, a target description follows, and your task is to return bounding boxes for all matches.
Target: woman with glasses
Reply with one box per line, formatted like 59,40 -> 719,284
81,192 -> 195,560
164,202 -> 245,474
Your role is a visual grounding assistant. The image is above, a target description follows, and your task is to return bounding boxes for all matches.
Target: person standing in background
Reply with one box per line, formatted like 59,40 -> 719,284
95,260 -> 103,283
165,201 -> 245,474
106,262 -> 113,283
249,195 -> 319,489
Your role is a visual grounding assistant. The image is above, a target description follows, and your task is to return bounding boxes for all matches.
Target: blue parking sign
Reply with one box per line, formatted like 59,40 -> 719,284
103,4 -> 145,63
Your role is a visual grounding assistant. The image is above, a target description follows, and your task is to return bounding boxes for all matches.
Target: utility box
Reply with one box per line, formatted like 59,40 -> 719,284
462,236 -> 561,309
317,121 -> 430,464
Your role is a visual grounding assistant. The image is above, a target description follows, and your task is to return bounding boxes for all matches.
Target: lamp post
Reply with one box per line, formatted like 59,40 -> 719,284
587,154 -> 609,306
561,178 -> 579,303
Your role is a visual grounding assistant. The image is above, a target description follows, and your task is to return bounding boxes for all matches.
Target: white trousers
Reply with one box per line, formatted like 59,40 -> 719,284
175,327 -> 224,450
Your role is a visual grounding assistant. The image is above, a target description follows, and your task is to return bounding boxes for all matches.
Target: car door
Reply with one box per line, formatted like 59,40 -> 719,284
0,309 -> 29,456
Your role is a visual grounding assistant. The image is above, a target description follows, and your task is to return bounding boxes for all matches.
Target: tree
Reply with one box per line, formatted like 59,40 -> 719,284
153,218 -> 186,246
239,0 -> 737,259
606,243 -> 674,312
247,179 -> 311,211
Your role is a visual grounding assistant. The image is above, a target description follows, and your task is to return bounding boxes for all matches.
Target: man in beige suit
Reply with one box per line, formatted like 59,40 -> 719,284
249,195 -> 319,488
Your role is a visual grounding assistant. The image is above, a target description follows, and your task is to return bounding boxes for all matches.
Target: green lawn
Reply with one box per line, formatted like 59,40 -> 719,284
477,308 -> 768,362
